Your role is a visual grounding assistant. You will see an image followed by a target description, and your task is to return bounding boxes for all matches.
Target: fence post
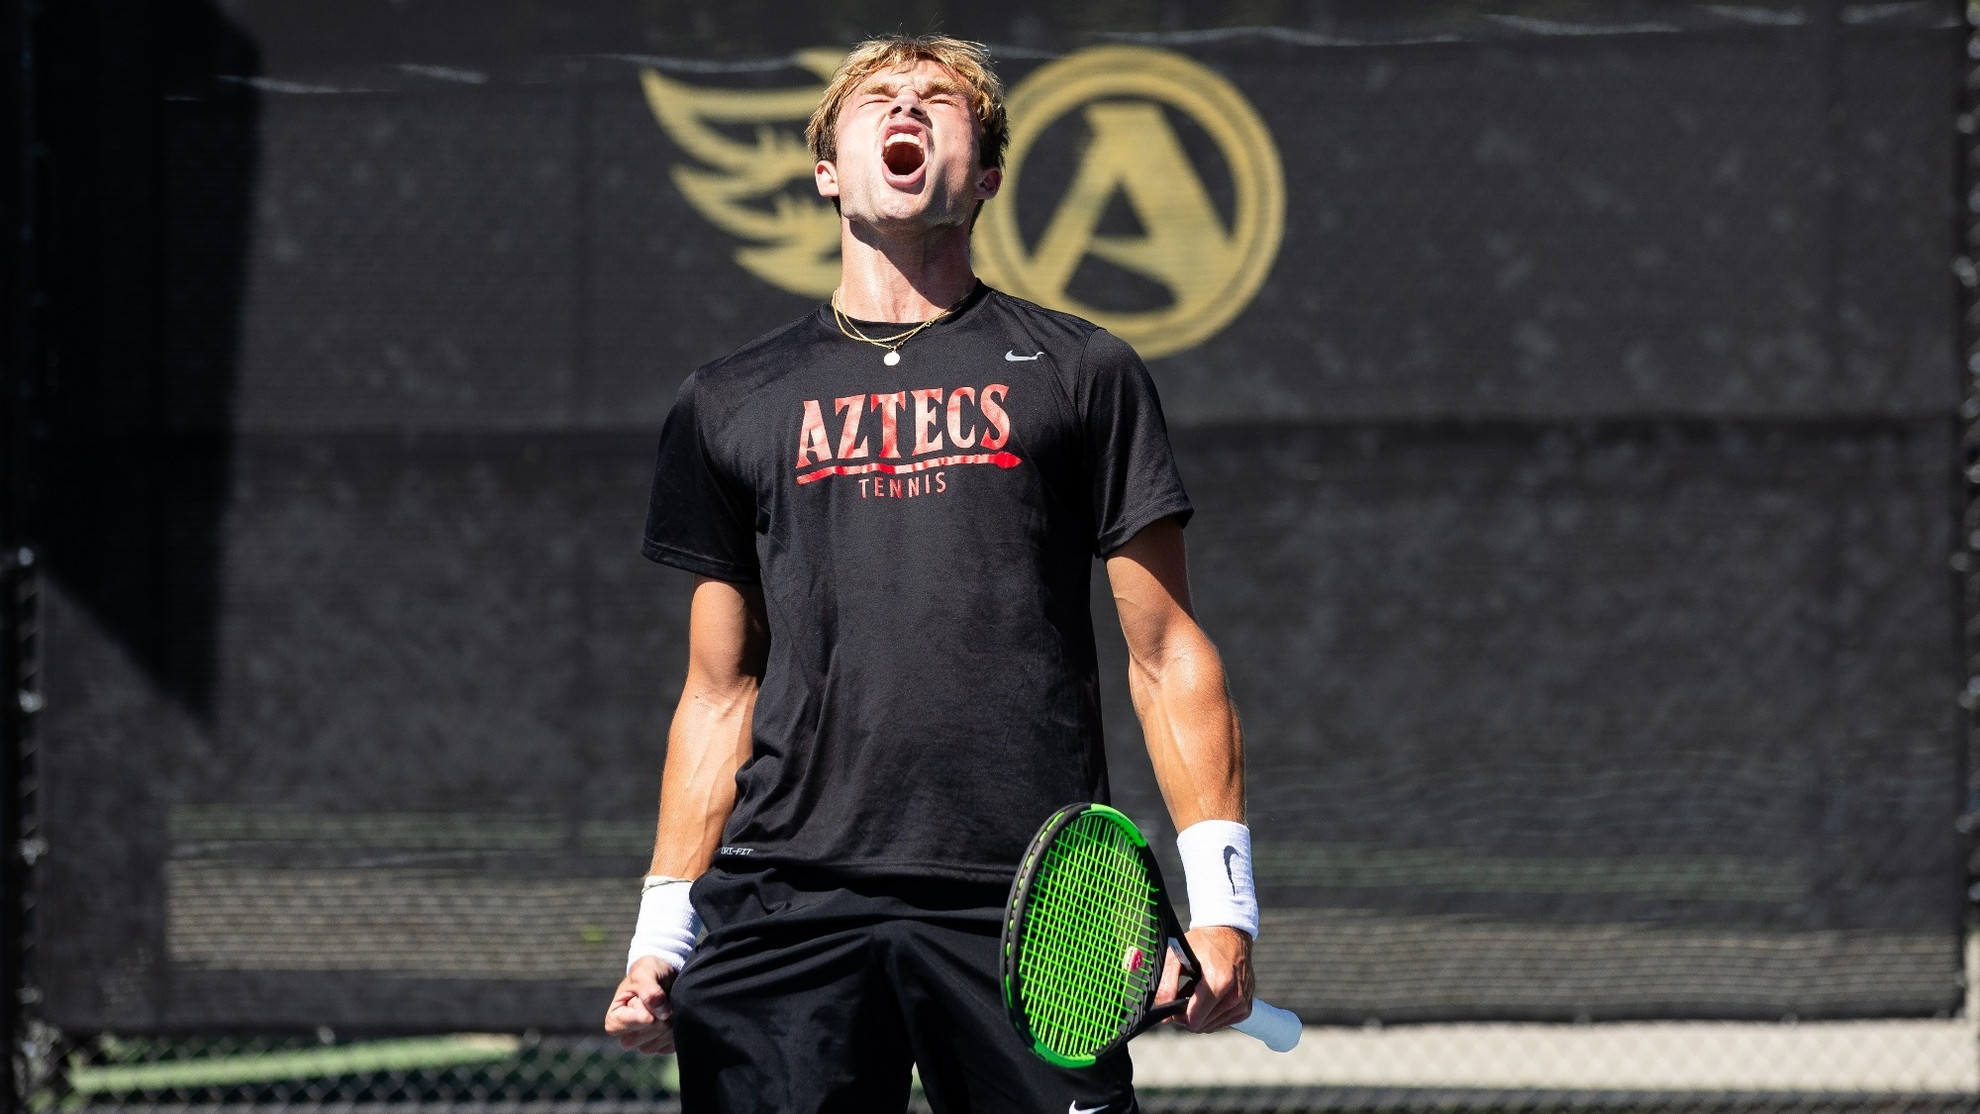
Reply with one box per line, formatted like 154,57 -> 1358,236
1956,0 -> 1980,1084
1,0 -> 41,1109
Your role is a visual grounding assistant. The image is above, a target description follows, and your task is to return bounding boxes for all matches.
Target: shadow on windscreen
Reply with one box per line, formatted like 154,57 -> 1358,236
38,0 -> 256,721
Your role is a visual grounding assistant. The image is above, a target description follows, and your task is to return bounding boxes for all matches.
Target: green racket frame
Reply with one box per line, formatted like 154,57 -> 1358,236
999,802 -> 1202,1068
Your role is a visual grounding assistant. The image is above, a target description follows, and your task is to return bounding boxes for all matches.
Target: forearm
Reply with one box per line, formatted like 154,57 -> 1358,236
1132,626 -> 1259,1026
1105,521 -> 1257,1025
647,680 -> 756,878
1127,624 -> 1244,830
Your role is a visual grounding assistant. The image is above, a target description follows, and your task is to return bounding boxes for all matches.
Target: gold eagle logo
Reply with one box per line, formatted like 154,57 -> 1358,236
640,46 -> 1283,359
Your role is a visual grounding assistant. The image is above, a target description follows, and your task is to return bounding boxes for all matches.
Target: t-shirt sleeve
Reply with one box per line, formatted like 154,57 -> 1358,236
1079,329 -> 1194,555
641,371 -> 761,582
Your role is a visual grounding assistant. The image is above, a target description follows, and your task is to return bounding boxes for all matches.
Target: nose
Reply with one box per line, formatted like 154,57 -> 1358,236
888,91 -> 928,119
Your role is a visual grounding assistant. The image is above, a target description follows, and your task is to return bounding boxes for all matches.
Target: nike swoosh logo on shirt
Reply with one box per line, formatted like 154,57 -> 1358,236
1005,350 -> 1044,361
1069,1104 -> 1109,1114
1224,846 -> 1238,891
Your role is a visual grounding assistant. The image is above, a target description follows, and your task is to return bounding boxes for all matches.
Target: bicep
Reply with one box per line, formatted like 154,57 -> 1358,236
1103,515 -> 1199,666
683,575 -> 769,696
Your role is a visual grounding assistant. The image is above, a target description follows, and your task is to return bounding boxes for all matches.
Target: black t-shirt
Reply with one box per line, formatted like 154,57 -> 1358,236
642,282 -> 1192,882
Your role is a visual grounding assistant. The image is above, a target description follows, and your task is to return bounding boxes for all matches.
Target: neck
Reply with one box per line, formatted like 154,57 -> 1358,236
835,217 -> 978,322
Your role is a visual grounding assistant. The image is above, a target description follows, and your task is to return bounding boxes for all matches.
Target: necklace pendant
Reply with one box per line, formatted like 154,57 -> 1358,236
883,349 -> 901,366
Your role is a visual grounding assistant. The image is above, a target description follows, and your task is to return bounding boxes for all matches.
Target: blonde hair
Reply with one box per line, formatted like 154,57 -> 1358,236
806,35 -> 1008,170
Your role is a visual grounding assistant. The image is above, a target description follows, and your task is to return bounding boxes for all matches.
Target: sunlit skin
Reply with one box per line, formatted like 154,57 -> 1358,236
813,60 -> 1002,324
1106,517 -> 1255,1034
603,59 -> 1254,1057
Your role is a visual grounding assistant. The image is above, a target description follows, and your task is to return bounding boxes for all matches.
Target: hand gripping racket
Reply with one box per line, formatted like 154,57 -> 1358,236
999,802 -> 1303,1067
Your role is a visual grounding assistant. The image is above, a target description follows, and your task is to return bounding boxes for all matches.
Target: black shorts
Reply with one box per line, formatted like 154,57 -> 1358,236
670,866 -> 1139,1114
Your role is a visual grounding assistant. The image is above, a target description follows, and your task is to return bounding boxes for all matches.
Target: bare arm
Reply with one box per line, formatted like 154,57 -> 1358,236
1105,516 -> 1243,828
605,575 -> 768,1053
648,576 -> 769,878
1103,516 -> 1253,1031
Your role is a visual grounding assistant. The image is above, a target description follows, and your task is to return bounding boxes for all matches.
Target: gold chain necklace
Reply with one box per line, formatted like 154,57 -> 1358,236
830,291 -> 957,366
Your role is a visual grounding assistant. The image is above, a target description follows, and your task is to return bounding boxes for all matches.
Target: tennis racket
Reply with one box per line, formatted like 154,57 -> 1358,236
999,802 -> 1303,1067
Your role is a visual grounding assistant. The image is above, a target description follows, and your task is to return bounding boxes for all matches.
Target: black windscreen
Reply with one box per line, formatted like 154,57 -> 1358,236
28,0 -> 1963,1031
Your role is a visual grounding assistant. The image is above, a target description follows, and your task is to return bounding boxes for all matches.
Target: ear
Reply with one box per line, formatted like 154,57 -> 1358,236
974,166 -> 1002,201
815,159 -> 841,199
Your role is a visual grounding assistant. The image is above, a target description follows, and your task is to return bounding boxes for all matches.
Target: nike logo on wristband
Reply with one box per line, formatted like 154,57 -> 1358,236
1224,846 -> 1239,892
1005,350 -> 1044,361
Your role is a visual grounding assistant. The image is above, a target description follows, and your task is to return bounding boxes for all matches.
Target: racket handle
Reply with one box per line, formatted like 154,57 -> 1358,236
1231,999 -> 1302,1052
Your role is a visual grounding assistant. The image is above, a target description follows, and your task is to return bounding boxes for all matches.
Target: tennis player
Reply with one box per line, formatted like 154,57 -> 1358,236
603,34 -> 1264,1113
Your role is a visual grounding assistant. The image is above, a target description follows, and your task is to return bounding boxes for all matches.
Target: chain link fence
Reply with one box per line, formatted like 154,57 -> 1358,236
21,1013 -> 1980,1113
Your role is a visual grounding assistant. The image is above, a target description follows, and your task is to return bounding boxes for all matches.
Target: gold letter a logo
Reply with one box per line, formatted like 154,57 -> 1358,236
975,46 -> 1284,359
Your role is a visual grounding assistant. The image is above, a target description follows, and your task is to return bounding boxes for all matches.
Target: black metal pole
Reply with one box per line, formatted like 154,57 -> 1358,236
0,0 -> 26,1102
1957,0 -> 1980,1051
0,0 -> 44,1108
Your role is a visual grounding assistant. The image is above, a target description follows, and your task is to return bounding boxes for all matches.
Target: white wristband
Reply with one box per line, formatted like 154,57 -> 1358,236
1176,820 -> 1259,939
626,876 -> 702,976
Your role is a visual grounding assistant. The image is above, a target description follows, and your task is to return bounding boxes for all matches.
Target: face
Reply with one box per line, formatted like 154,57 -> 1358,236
814,60 -> 1002,233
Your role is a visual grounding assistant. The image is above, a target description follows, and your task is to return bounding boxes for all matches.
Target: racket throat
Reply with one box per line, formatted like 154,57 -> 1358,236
1137,937 -> 1201,1034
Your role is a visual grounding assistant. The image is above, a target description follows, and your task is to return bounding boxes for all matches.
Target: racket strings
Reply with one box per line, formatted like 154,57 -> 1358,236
1017,813 -> 1164,1059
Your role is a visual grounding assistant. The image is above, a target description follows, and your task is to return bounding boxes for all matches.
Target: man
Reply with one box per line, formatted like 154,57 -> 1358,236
603,34 -> 1264,1113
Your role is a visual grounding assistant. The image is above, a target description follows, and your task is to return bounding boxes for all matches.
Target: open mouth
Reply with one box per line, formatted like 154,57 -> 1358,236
882,132 -> 926,178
